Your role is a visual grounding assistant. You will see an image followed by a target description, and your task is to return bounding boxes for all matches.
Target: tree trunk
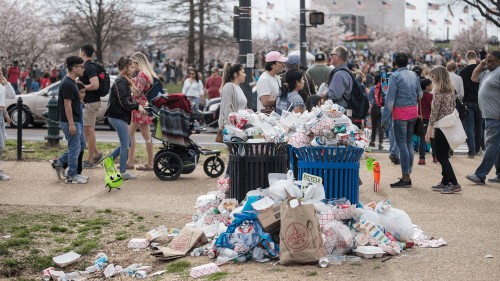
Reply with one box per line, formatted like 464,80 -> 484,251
198,0 -> 205,80
187,0 -> 196,65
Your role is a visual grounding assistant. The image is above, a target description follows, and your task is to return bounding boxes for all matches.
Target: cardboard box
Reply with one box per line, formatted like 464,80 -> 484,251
257,203 -> 282,233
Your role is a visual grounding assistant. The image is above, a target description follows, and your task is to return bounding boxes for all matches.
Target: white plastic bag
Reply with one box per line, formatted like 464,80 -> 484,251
376,200 -> 414,242
268,170 -> 302,200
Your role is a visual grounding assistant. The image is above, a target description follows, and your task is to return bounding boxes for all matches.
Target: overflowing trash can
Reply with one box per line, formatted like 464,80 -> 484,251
292,146 -> 364,205
226,142 -> 288,202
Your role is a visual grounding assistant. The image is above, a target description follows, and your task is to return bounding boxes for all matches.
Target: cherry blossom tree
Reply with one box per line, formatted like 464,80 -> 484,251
0,0 -> 60,69
370,28 -> 434,58
453,22 -> 488,53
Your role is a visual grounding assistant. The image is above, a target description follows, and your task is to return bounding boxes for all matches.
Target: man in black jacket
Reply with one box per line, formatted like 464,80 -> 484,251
459,51 -> 483,158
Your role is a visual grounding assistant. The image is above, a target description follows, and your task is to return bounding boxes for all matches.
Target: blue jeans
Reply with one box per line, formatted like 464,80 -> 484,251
58,122 -> 83,178
464,103 -> 483,155
388,120 -> 400,158
108,117 -> 130,174
475,118 -> 500,179
393,118 -> 417,174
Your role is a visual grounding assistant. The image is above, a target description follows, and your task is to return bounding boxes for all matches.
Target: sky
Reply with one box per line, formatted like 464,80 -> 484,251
248,0 -> 499,41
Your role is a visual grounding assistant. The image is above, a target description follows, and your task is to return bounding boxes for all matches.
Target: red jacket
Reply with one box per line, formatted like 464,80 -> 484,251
420,92 -> 433,120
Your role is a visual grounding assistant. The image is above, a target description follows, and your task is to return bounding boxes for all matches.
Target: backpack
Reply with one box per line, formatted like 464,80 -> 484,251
88,61 -> 111,97
146,77 -> 165,103
332,68 -> 369,120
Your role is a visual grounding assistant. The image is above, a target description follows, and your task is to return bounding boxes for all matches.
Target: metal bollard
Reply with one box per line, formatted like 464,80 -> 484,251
44,96 -> 62,147
17,97 -> 22,160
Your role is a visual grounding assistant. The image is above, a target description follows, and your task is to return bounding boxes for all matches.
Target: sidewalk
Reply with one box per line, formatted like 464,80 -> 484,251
1,154 -> 499,280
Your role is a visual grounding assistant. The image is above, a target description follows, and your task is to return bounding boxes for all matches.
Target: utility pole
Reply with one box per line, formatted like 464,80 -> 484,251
238,0 -> 254,110
300,0 -> 307,67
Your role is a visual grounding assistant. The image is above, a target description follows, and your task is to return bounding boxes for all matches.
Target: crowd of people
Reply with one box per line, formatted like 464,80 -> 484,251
0,42 -> 499,190
234,46 -> 499,194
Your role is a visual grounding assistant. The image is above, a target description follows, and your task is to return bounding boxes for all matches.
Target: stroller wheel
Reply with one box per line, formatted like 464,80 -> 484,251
153,151 -> 183,181
203,156 -> 225,178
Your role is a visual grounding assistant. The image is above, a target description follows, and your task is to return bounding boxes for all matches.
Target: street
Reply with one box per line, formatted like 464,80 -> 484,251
7,127 -> 224,147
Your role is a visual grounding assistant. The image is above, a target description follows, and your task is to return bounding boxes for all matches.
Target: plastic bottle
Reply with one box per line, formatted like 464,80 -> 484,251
59,271 -> 80,281
85,262 -> 106,273
103,264 -> 117,278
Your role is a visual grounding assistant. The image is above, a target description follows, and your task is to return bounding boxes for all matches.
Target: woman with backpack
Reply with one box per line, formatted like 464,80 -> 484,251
126,52 -> 157,171
275,69 -> 306,115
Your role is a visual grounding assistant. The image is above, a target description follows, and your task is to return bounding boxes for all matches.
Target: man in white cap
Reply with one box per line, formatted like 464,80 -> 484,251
257,51 -> 287,113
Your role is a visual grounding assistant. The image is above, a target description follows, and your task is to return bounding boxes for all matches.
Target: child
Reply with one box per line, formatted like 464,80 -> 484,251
418,79 -> 436,165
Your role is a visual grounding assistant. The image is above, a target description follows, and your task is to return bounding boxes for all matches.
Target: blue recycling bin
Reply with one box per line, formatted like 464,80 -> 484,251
291,146 -> 364,205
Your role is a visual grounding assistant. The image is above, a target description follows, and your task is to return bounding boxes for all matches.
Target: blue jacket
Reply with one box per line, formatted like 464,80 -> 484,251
382,67 -> 422,124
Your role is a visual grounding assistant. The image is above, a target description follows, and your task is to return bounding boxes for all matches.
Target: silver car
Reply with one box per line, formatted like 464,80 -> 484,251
6,76 -> 116,129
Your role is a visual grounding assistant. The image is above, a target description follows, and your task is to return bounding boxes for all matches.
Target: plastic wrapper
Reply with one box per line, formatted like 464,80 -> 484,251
323,220 -> 354,255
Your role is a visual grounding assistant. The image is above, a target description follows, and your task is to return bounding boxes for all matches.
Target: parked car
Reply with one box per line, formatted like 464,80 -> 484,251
6,76 -> 116,129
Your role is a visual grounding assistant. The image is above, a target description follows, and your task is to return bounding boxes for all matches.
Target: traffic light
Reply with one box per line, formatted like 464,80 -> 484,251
309,12 -> 324,26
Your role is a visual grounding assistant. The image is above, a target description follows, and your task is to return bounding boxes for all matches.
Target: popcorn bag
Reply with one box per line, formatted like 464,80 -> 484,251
190,263 -> 221,278
280,198 -> 324,265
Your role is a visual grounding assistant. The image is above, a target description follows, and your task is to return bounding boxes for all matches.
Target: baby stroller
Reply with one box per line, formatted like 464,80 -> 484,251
148,94 -> 225,181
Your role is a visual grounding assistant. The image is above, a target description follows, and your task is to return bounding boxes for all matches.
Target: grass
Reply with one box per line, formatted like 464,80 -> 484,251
165,83 -> 183,94
166,260 -> 191,273
0,208 -> 153,279
305,271 -> 318,277
205,272 -> 229,281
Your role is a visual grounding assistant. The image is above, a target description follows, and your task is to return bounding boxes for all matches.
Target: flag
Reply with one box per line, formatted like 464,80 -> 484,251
429,18 -> 437,25
428,3 -> 440,11
459,18 -> 466,25
463,5 -> 469,13
444,19 -> 452,25
447,4 -> 454,17
412,19 -> 420,24
406,2 -> 416,10
267,1 -> 274,10
382,1 -> 392,9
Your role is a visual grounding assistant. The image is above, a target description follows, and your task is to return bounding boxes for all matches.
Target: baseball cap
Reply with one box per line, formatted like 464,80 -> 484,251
265,51 -> 288,63
285,55 -> 300,66
315,53 -> 326,61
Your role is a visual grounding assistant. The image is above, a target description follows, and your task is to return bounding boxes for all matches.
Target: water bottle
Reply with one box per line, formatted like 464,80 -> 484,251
85,262 -> 106,273
94,253 -> 108,264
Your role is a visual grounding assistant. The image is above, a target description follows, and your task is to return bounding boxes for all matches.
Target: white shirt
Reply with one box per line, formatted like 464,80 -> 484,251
256,71 -> 281,112
0,82 -> 16,107
448,71 -> 464,99
182,79 -> 203,98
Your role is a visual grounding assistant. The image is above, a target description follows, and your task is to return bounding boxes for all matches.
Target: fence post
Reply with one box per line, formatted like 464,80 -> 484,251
17,97 -> 23,160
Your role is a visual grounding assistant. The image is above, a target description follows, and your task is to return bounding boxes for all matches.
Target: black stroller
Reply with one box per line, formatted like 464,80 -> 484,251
148,94 -> 225,181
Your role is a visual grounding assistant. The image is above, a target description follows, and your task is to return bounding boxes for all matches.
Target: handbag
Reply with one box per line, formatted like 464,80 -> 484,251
414,97 -> 425,137
215,128 -> 224,143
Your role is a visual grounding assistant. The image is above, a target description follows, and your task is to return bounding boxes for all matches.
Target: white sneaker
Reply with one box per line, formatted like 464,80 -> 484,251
76,174 -> 89,181
66,175 -> 88,184
0,173 -> 11,181
122,172 -> 137,180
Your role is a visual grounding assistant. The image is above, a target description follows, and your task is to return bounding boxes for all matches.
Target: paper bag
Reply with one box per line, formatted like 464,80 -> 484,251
279,198 -> 324,265
151,226 -> 208,260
